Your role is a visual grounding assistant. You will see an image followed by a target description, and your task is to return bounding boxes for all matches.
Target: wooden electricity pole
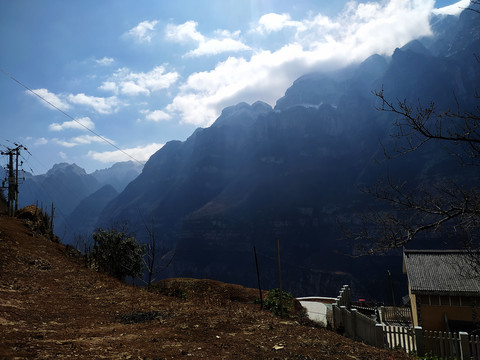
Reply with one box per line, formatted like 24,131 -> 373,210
277,238 -> 283,317
1,145 -> 26,216
253,246 -> 263,309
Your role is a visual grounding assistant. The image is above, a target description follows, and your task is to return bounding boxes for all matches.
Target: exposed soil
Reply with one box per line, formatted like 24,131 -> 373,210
0,212 -> 414,359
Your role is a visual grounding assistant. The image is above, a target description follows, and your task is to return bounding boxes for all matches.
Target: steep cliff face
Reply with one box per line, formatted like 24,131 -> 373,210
98,9 -> 480,299
98,87 -> 391,297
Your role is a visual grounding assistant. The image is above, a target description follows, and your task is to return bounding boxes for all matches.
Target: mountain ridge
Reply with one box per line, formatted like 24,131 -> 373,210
96,7 -> 480,298
17,160 -> 142,244
15,6 -> 480,300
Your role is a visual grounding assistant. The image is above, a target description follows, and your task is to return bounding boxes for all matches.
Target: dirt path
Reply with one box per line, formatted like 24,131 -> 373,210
0,214 -> 414,359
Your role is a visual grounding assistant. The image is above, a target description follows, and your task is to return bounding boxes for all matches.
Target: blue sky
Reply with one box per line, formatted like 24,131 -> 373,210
0,0 -> 469,174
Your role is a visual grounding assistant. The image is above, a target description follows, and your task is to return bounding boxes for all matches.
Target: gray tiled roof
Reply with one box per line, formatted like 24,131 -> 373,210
403,250 -> 480,296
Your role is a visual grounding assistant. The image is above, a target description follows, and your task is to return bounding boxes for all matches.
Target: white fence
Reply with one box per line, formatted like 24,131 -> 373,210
331,285 -> 480,359
421,330 -> 480,360
332,304 -> 383,347
383,325 -> 417,353
380,306 -> 412,325
470,335 -> 480,359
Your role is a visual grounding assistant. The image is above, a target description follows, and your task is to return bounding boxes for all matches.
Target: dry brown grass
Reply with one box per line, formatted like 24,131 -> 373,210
0,214 -> 415,359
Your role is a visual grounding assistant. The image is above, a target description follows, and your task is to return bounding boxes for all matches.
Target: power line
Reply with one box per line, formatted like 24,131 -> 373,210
0,69 -> 145,167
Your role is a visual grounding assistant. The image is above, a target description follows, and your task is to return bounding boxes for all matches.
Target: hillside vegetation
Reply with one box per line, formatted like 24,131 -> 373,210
0,211 -> 413,359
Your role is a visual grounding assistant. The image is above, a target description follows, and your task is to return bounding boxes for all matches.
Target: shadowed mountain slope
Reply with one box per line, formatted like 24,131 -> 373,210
100,8 -> 480,299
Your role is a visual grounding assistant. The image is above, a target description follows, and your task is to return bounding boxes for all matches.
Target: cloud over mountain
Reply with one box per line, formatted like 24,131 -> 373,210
163,0 -> 435,127
87,142 -> 164,163
5,0 -> 465,173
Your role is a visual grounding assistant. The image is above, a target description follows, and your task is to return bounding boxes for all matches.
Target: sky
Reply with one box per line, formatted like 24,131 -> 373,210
0,0 -> 470,175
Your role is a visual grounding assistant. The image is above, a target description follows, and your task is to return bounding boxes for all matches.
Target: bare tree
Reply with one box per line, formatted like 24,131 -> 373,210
347,38 -> 480,254
73,232 -> 94,268
138,210 -> 175,289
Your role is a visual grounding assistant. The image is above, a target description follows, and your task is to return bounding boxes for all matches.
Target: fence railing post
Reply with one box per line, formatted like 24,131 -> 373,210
351,308 -> 358,340
375,323 -> 385,348
345,285 -> 351,310
340,306 -> 349,336
459,332 -> 470,360
339,305 -> 347,334
333,304 -> 343,331
332,303 -> 337,328
414,326 -> 424,357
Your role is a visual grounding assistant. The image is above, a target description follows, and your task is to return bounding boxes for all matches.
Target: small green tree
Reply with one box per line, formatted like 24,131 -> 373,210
264,288 -> 296,317
92,226 -> 144,281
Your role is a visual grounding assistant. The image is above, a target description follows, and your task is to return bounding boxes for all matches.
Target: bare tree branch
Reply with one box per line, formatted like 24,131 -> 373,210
346,82 -> 480,255
138,208 -> 175,289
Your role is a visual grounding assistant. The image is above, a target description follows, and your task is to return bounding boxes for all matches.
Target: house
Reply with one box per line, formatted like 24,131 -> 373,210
403,249 -> 480,332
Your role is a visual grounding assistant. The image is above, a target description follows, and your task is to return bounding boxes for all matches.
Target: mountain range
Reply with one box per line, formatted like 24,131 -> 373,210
16,161 -> 142,243
14,8 -> 480,301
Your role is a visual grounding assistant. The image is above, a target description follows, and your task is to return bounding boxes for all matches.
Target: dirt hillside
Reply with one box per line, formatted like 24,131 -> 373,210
0,213 -> 414,359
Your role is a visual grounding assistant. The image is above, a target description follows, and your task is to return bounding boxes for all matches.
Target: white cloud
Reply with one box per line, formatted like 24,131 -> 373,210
28,88 -> 70,111
53,138 -> 77,148
145,109 -> 171,122
70,135 -> 114,145
168,0 -> 435,126
87,142 -> 164,163
27,87 -> 121,115
166,20 -> 250,57
255,13 -> 306,34
95,57 -> 115,66
433,0 -> 470,15
53,134 -> 114,147
99,81 -> 118,93
34,137 -> 48,146
187,38 -> 251,57
100,66 -> 179,96
127,20 -> 159,43
49,117 -> 95,131
166,20 -> 205,43
167,45 -> 304,126
214,29 -> 242,38
59,151 -> 67,160
68,93 -> 120,114
120,81 -> 150,96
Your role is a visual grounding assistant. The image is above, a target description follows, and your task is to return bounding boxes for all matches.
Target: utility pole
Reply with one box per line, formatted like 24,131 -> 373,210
6,150 -> 14,216
387,269 -> 396,307
276,238 -> 283,317
1,144 -> 26,216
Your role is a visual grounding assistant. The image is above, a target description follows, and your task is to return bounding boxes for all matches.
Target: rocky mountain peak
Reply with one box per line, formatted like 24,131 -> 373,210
212,101 -> 272,128
47,163 -> 87,177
